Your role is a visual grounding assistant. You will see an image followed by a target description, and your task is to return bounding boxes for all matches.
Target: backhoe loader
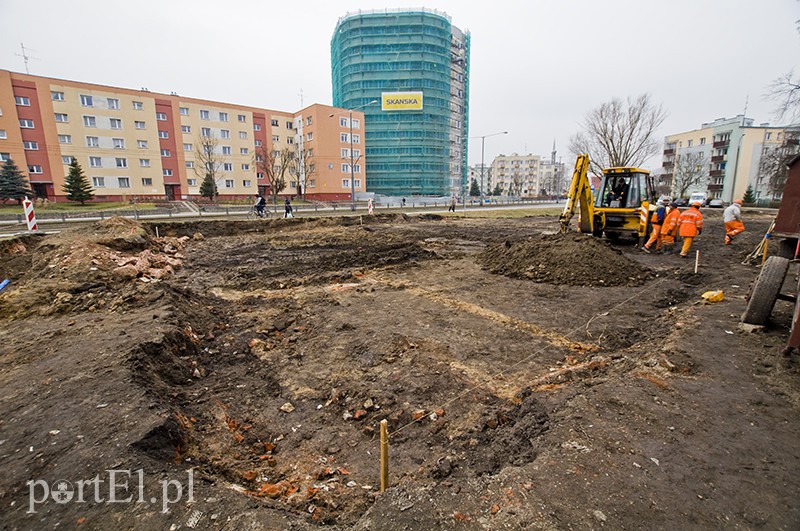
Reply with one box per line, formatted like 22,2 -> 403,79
559,154 -> 656,241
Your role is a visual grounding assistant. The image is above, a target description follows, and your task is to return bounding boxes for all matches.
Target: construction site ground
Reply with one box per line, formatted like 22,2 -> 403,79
1,209 -> 799,530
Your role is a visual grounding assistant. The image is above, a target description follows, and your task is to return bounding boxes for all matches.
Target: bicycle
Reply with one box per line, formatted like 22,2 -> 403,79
246,206 -> 272,220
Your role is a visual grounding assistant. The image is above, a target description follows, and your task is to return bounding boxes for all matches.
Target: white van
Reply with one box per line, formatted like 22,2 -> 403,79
689,192 -> 707,206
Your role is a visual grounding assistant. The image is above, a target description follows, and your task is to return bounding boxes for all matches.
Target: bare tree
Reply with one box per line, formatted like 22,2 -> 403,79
255,144 -> 295,207
758,127 -> 800,198
193,134 -> 225,201
569,93 -> 667,176
288,147 -> 316,200
509,173 -> 525,197
766,70 -> 800,124
672,151 -> 708,199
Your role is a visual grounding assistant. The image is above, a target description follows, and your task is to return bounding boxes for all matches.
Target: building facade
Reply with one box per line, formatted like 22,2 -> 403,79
661,115 -> 796,203
331,9 -> 470,197
489,153 -> 566,198
0,69 -> 364,202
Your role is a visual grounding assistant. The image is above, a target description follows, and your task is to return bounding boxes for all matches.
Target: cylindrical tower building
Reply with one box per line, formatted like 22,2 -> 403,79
331,9 -> 470,197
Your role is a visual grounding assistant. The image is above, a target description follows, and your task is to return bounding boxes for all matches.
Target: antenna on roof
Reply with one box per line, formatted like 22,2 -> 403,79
15,43 -> 40,74
298,88 -> 304,108
742,95 -> 749,126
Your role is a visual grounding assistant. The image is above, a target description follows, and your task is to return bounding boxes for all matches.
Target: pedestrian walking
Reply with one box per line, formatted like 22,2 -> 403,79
678,201 -> 704,257
660,202 -> 681,255
724,199 -> 745,245
448,195 -> 457,212
642,198 -> 669,253
284,198 -> 293,218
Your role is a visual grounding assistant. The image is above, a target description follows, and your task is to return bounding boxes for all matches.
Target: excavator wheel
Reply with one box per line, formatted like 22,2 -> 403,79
741,256 -> 791,325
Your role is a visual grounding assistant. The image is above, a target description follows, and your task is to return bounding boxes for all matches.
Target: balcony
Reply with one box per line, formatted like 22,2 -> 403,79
710,155 -> 725,163
709,169 -> 724,177
707,184 -> 723,191
713,140 -> 729,149
663,148 -> 675,156
662,161 -> 674,168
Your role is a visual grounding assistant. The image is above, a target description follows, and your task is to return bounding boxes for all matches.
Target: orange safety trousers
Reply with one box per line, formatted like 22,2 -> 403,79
680,236 -> 694,256
644,224 -> 663,250
725,220 -> 745,244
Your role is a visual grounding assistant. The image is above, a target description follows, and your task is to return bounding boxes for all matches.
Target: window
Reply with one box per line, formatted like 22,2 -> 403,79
342,178 -> 350,187
222,146 -> 231,155
139,158 -> 150,167
309,179 -> 315,188
133,101 -> 143,110
240,147 -> 248,155
163,169 -> 173,176
83,116 -> 96,127
687,139 -> 693,148
700,137 -> 706,145
142,177 -> 153,186
352,149 -> 360,158
341,148 -> 349,158
80,95 -> 93,106
254,123 -> 261,131
254,140 -> 262,147
272,135 -> 280,142
306,116 -> 312,126
201,127 -> 212,137
135,120 -> 146,129
62,156 -> 72,164
352,118 -> 360,129
220,129 -> 230,139
353,165 -> 361,174
92,177 -> 105,187
183,143 -> 192,151
223,163 -> 233,171
766,132 -> 772,140
242,164 -> 250,171
58,134 -> 71,144
339,117 -> 348,127
137,140 -> 148,148
187,178 -> 197,186
185,161 -> 194,169
113,138 -> 125,149
181,125 -> 191,133
352,134 -> 360,144
23,141 -> 39,150
28,165 -> 43,174
115,158 -> 128,168
243,179 -> 251,187
156,112 -> 167,121
238,114 -> 246,123
287,137 -> 294,145
55,113 -> 68,122
257,172 -> 264,180
158,130 -> 169,139
90,156 -> 102,167
239,131 -> 247,139
118,177 -> 130,188
225,179 -> 234,188
19,119 -> 34,128
271,119 -> 279,127
340,133 -> 349,143
0,153 -> 9,162
110,118 -> 122,129
342,165 -> 349,174
306,132 -> 313,141
286,121 -> 293,129
179,107 -> 189,116
161,149 -> 171,157
86,136 -> 99,147
219,112 -> 228,122
107,98 -> 120,110
15,96 -> 30,106
51,91 -> 64,101
200,110 -> 210,120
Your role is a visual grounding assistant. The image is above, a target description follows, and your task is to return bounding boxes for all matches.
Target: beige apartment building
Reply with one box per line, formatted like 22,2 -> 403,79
0,70 -> 365,202
489,153 -> 566,198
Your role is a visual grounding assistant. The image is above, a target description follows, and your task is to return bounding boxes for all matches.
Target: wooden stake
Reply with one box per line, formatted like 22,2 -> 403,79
155,226 -> 159,239
380,419 -> 389,492
694,250 -> 700,274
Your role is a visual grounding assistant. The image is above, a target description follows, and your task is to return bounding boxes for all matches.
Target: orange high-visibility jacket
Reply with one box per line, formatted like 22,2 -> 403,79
661,208 -> 681,236
678,207 -> 704,237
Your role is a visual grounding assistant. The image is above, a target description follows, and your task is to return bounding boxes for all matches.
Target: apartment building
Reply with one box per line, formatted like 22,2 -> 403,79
0,69 -> 364,202
489,153 -> 565,197
661,115 -> 794,203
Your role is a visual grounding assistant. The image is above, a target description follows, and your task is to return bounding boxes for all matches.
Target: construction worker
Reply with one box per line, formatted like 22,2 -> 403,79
678,201 -> 704,257
642,198 -> 670,253
660,202 -> 681,255
724,199 -> 745,245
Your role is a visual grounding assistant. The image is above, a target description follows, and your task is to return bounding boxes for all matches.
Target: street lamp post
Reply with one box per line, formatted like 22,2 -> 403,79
331,100 -> 378,211
476,131 -> 508,205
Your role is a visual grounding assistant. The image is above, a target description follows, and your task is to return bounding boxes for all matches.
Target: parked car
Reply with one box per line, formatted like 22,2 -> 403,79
689,192 -> 708,206
674,198 -> 689,207
708,198 -> 725,208
657,195 -> 673,204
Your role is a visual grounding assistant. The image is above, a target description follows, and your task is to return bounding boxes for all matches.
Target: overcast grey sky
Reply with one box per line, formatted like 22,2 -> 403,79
1,0 -> 798,168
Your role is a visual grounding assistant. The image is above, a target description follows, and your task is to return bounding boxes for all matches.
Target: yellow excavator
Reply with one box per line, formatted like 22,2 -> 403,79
559,154 -> 656,241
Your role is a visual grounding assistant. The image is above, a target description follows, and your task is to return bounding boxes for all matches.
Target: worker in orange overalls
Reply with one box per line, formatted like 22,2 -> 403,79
642,198 -> 670,253
724,199 -> 745,245
678,201 -> 704,257
660,202 -> 681,255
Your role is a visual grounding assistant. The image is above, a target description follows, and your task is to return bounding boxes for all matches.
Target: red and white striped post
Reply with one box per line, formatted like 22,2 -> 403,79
22,196 -> 38,231
367,198 -> 374,215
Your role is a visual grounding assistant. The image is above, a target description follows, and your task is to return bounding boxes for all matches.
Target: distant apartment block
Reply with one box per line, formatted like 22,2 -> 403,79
661,115 -> 797,203
490,152 -> 566,198
0,70 -> 365,202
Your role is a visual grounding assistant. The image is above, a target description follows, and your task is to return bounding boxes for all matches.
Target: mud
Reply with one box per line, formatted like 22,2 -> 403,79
1,209 -> 799,530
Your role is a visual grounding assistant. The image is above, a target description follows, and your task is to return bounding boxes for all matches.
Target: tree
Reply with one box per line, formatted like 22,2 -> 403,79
671,152 -> 708,199
199,173 -> 217,201
743,185 -> 756,204
288,147 -> 316,200
766,70 -> 800,123
468,178 -> 480,197
0,158 -> 31,204
491,183 -> 502,196
255,144 -> 295,207
569,93 -> 667,177
193,134 -> 225,201
758,127 -> 800,198
62,158 -> 94,204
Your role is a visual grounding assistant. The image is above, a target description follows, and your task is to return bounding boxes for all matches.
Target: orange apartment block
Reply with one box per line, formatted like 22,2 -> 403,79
0,70 -> 365,202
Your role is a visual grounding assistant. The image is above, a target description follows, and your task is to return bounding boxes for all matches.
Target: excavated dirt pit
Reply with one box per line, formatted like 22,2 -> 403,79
2,211 -> 800,529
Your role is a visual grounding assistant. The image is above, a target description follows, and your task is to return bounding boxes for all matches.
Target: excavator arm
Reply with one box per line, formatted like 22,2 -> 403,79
559,154 -> 596,234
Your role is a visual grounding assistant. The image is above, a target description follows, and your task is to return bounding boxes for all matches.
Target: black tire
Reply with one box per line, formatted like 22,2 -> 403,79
775,238 -> 798,259
741,256 -> 791,324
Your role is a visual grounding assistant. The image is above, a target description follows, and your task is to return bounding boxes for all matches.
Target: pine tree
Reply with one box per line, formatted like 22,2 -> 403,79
62,158 -> 94,205
0,158 -> 32,204
469,178 -> 480,197
742,185 -> 756,204
199,173 -> 217,201
492,183 -> 502,196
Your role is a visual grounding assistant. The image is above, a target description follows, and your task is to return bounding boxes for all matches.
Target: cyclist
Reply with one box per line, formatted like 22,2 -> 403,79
254,194 -> 267,217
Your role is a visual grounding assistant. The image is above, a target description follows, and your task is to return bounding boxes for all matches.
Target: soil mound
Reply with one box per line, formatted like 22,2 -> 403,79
478,233 -> 651,286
